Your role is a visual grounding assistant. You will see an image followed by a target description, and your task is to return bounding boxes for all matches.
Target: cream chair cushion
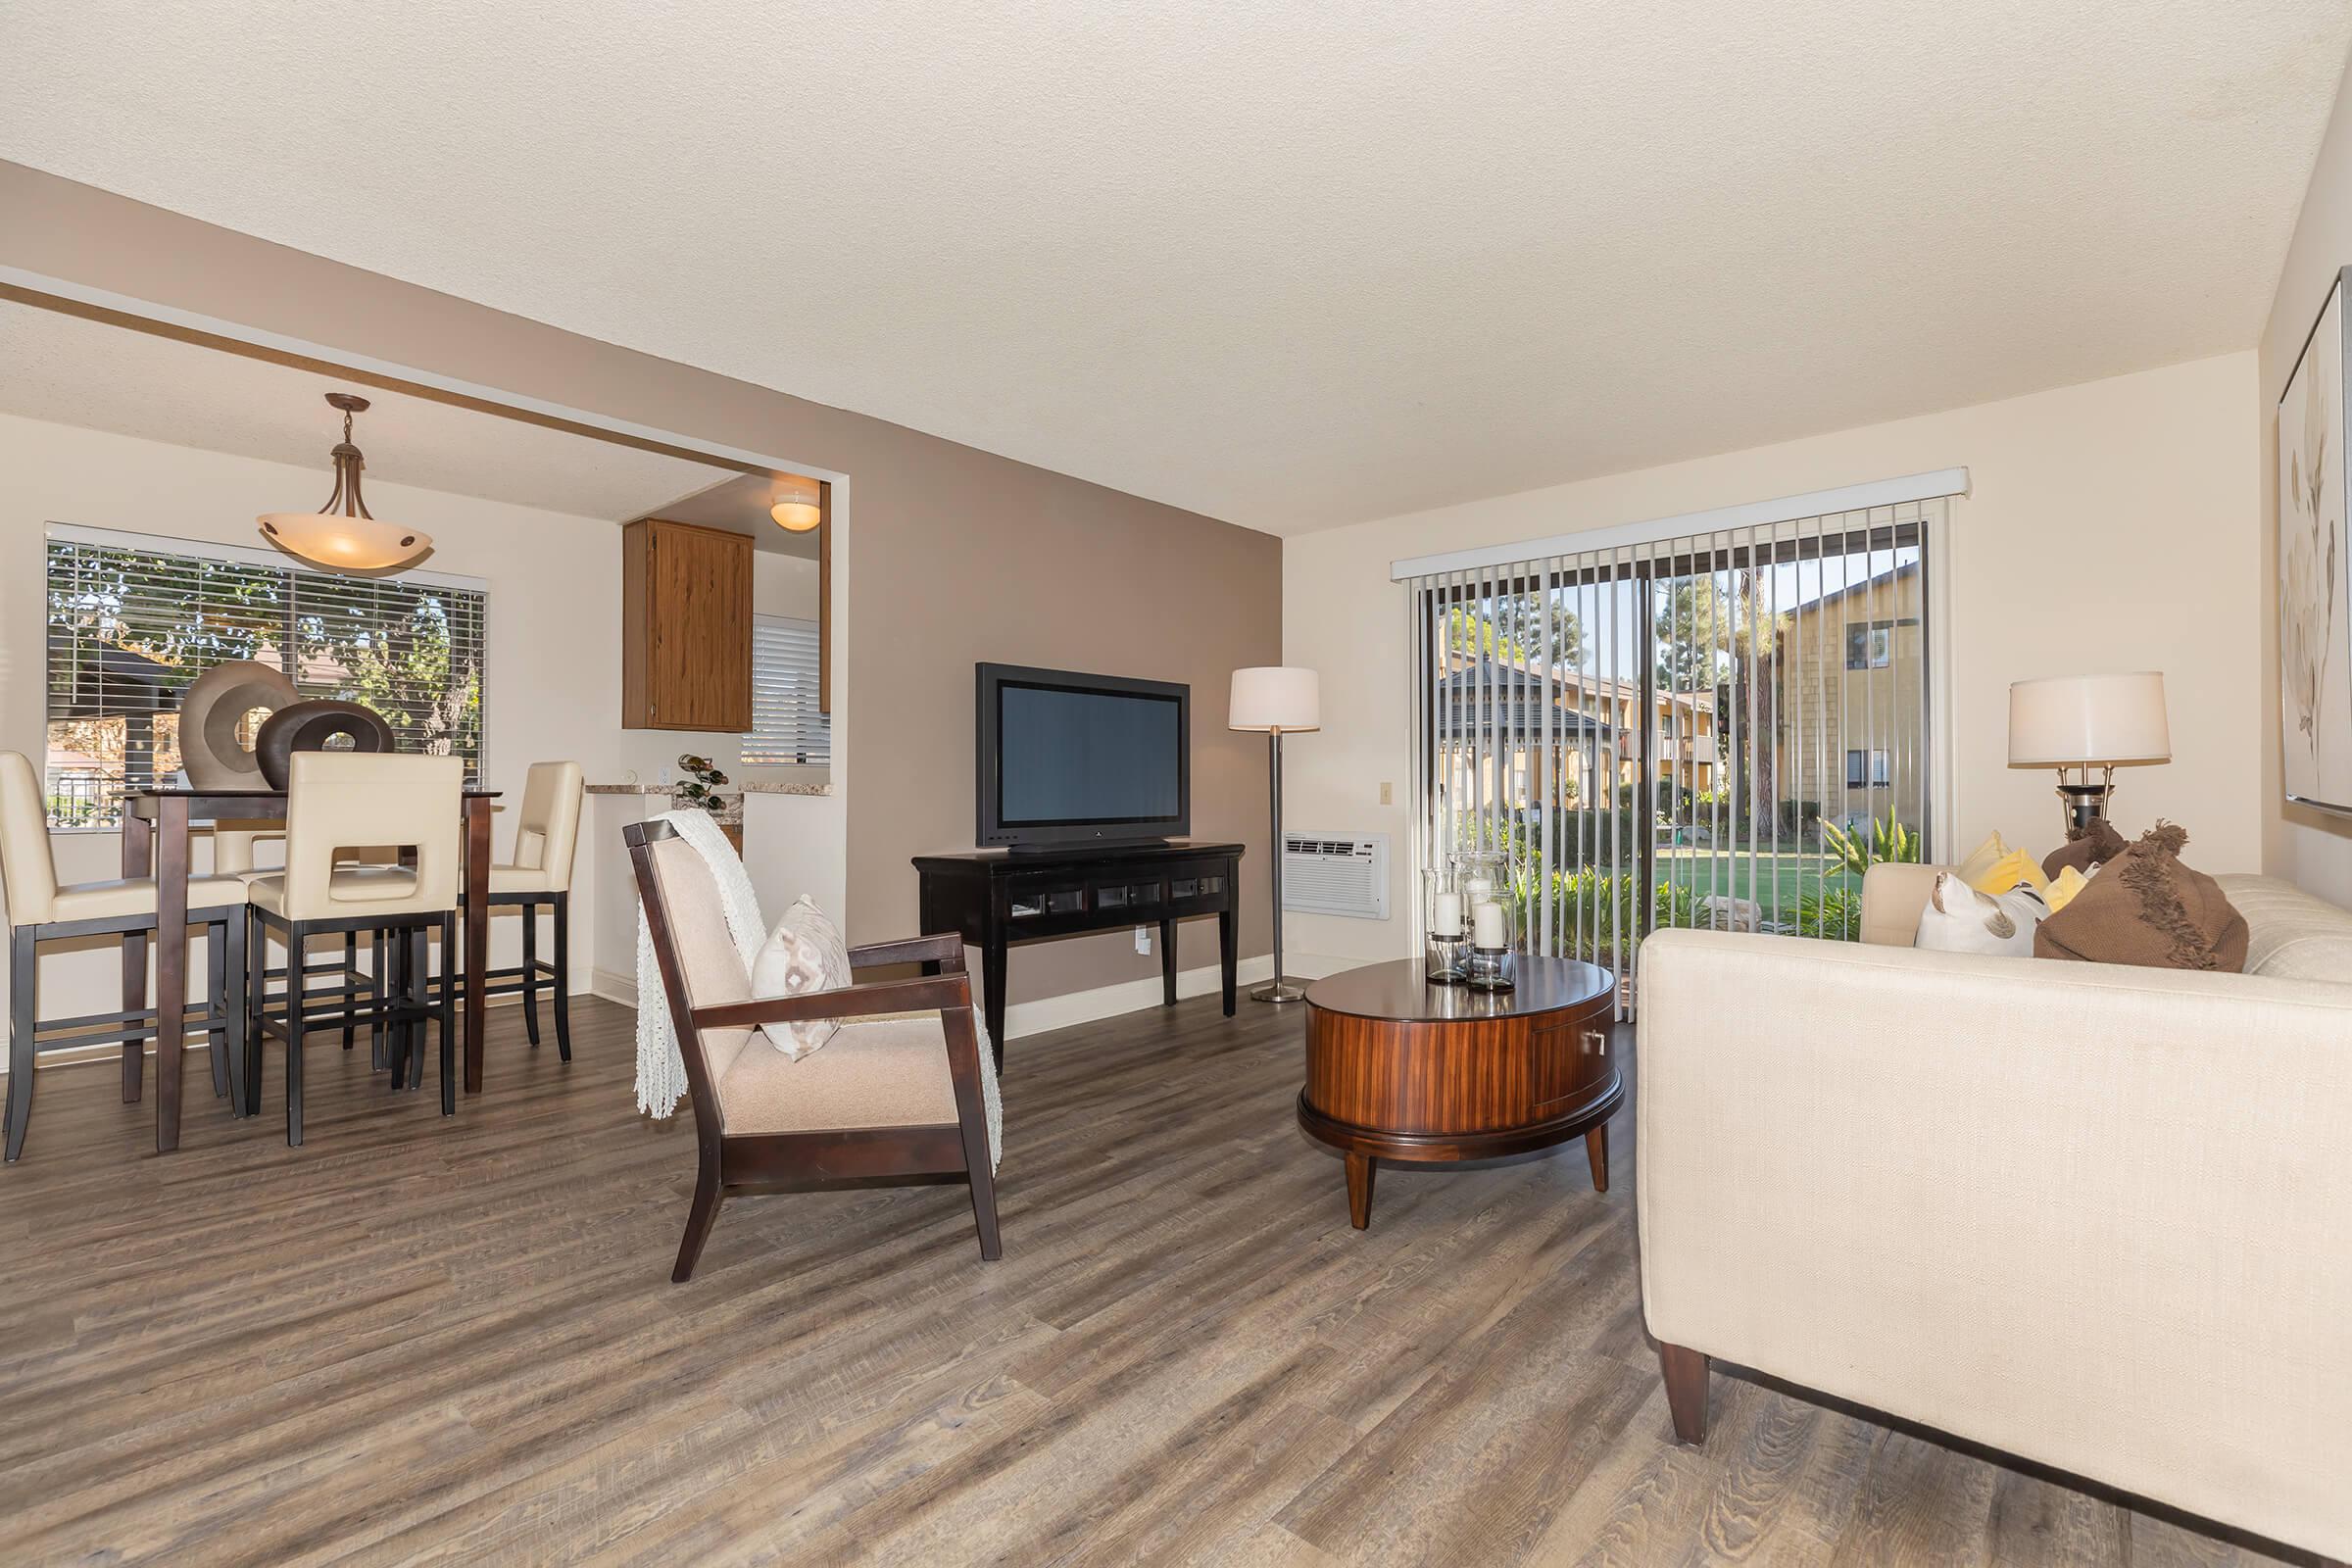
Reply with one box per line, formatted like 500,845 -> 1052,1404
488,861 -> 564,894
209,819 -> 286,879
246,866 -> 422,917
51,875 -> 250,922
273,753 -> 462,922
717,1012 -> 960,1135
646,836 -> 757,1082
0,750 -> 63,926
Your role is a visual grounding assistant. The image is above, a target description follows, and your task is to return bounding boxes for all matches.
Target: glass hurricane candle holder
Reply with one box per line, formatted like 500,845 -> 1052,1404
1462,860 -> 1518,992
1424,866 -> 1470,984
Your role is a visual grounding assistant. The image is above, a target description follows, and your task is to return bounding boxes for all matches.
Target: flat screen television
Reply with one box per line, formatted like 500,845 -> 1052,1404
976,663 -> 1190,850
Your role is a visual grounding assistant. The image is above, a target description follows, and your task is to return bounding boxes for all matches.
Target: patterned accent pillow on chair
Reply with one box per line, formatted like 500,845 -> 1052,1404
749,895 -> 854,1057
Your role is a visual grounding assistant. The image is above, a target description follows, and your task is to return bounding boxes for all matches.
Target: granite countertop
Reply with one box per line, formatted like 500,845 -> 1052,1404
587,781 -> 832,798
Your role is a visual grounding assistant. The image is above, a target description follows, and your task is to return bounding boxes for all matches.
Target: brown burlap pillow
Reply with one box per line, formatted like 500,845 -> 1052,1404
2040,817 -> 2127,880
2034,823 -> 2247,971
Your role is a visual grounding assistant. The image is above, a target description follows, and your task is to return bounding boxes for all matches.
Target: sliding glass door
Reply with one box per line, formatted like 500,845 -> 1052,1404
1407,499 -> 1941,1005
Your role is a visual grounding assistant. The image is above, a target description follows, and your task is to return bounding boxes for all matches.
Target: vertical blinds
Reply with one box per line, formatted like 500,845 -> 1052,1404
44,532 -> 487,827
742,613 -> 831,765
1405,498 -> 1941,1009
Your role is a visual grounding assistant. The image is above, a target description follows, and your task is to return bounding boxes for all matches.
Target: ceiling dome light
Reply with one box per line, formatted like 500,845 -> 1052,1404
770,478 -> 822,533
258,392 -> 432,571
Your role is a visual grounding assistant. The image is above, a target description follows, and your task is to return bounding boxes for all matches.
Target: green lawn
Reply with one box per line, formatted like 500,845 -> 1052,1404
1651,848 -> 1859,915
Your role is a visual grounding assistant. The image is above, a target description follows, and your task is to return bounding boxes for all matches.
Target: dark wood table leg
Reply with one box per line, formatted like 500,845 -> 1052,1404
981,935 -> 1007,1074
1218,906 -> 1238,1016
120,810 -> 152,1102
1585,1123 -> 1609,1192
152,797 -> 188,1153
1159,918 -> 1177,1006
1345,1152 -> 1377,1230
464,797 -> 491,1095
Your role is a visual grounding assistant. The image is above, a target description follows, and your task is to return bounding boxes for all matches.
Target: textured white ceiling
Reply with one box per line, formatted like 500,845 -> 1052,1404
4,2 -> 2348,534
0,302 -> 734,521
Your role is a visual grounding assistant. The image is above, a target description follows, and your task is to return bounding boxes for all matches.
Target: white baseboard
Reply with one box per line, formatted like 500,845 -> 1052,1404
592,966 -> 638,1007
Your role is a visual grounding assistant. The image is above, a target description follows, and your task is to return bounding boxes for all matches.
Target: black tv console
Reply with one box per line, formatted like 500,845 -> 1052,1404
912,841 -> 1247,1068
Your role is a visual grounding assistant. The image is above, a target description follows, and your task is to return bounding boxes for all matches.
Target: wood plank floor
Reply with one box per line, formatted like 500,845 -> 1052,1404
0,995 -> 2308,1566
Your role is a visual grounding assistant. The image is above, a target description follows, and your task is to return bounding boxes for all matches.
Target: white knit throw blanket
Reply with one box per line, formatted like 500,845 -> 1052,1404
633,808 -> 1002,1169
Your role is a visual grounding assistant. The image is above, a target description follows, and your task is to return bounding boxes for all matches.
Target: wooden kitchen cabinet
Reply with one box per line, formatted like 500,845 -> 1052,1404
621,517 -> 754,731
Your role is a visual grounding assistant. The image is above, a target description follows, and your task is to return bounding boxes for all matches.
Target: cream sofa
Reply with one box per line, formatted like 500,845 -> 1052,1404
1636,867 -> 2352,1560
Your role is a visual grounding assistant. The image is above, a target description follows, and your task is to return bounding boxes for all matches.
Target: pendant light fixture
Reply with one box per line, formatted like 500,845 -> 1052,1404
769,476 -> 822,533
258,392 -> 432,571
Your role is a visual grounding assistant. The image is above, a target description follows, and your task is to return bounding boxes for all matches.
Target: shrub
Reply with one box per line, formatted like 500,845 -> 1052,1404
1819,815 -> 1920,877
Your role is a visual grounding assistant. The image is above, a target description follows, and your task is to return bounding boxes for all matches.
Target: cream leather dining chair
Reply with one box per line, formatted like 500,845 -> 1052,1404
476,760 -> 583,1059
1,752 -> 248,1161
243,752 -> 463,1146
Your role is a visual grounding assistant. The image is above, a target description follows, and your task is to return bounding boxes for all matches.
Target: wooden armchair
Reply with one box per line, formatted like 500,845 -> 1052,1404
624,819 -> 1000,1281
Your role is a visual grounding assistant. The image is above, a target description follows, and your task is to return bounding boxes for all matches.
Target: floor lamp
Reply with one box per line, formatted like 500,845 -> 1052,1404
1229,665 -> 1319,1003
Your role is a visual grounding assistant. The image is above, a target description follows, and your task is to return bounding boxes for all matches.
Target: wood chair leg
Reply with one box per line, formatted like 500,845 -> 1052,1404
521,904 -> 541,1047
672,1165 -> 723,1283
368,929 -> 386,1070
409,924 -> 429,1093
223,908 -> 248,1117
207,914 -> 231,1099
244,913 -> 267,1117
341,932 -> 358,1050
7,928 -> 37,1162
1345,1152 -> 1377,1230
550,895 -> 571,1062
1586,1123 -> 1609,1193
284,921 -> 308,1148
437,913 -> 457,1115
1658,1343 -> 1710,1444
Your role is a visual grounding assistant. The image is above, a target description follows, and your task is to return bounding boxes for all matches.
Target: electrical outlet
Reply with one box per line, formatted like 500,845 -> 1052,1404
1379,780 -> 1394,805
1135,926 -> 1152,956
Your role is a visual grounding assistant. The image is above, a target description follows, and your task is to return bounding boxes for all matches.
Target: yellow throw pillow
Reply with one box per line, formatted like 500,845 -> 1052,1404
1956,831 -> 2050,897
2042,864 -> 2090,914
1955,832 -> 2006,887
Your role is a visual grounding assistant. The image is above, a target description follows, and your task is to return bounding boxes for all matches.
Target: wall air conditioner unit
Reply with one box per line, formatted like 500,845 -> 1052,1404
1280,831 -> 1390,920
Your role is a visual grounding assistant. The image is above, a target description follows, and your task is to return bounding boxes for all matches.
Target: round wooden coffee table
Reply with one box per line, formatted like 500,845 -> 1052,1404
1298,956 -> 1621,1229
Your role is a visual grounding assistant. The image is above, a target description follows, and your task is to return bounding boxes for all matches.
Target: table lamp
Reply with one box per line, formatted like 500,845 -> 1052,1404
1229,666 -> 1319,1003
2008,672 -> 2170,840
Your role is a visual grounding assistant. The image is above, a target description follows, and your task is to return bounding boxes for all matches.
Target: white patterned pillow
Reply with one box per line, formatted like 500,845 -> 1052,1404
749,896 -> 853,1057
1914,871 -> 2046,957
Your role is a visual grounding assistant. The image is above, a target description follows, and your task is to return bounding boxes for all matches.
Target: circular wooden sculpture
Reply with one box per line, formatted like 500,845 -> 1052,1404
252,700 -> 397,788
176,659 -> 301,789
1299,956 -> 1621,1229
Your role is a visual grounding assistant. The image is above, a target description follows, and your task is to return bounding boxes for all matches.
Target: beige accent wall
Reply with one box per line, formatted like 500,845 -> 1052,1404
0,162 -> 1281,1015
1282,353 -> 2263,968
2260,61 -> 2352,906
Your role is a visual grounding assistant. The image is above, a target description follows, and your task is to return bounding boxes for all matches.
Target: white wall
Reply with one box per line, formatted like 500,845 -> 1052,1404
0,412 -> 760,1033
2261,55 -> 2352,906
1281,352 -> 2264,967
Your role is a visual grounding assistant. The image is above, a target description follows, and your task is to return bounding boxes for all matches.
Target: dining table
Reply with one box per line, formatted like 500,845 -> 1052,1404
122,785 -> 501,1152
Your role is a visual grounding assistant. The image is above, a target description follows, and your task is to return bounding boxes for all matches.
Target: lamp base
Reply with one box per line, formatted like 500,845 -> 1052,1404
2056,781 -> 2112,842
1250,979 -> 1310,1004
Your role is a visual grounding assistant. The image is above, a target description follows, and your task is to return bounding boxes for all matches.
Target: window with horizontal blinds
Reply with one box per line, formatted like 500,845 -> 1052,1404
1405,497 -> 1943,1008
43,533 -> 486,829
742,614 -> 830,766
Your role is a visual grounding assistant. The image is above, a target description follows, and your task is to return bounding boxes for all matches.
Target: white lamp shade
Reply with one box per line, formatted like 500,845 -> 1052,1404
1229,666 -> 1319,732
2008,672 -> 2170,765
257,511 -> 433,572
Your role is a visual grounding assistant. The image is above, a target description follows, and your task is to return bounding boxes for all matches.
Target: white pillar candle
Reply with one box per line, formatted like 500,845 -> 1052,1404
1473,901 -> 1507,950
1463,871 -> 1494,906
1432,891 -> 1464,936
